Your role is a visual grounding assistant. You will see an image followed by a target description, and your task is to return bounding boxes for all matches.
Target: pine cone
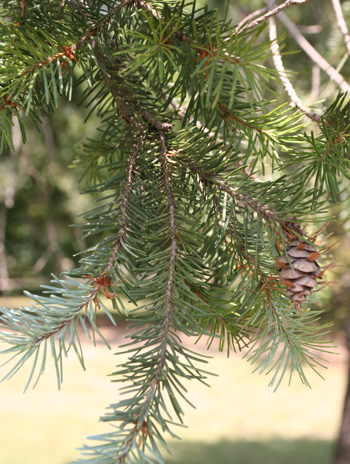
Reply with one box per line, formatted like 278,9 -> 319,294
276,240 -> 322,309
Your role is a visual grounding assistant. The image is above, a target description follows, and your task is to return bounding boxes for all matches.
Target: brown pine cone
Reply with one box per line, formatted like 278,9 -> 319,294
276,240 -> 322,309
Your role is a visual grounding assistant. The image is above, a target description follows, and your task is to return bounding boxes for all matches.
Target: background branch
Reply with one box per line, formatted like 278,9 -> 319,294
268,15 -> 321,123
331,0 -> 350,57
236,7 -> 267,32
277,9 -> 350,93
20,0 -> 27,24
240,0 -> 314,32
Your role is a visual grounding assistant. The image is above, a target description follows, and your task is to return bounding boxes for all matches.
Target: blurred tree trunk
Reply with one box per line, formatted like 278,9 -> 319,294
334,317 -> 350,464
33,117 -> 66,272
0,204 -> 10,296
0,120 -> 20,297
22,116 -> 67,273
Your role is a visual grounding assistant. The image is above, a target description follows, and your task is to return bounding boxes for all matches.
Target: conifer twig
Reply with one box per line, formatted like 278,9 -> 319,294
96,51 -> 172,133
74,0 -> 146,51
105,142 -> 140,273
277,9 -> 350,93
95,50 -> 144,133
12,1 -> 138,81
141,110 -> 172,132
0,135 -> 140,354
113,133 -> 177,462
160,132 -> 178,302
331,0 -> 350,56
182,159 -> 289,225
211,174 -> 286,223
218,103 -> 269,135
165,95 -> 258,179
101,70 -> 144,133
268,15 -> 322,123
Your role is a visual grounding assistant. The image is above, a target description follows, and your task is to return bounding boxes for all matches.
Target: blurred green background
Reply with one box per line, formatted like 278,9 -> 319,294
1,0 -> 350,463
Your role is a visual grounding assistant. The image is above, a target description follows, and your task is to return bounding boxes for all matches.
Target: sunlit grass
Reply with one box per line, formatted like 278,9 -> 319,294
167,439 -> 334,464
0,296 -> 346,463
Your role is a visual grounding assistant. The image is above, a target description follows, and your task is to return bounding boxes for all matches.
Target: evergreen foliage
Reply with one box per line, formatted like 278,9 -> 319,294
0,1 -> 347,462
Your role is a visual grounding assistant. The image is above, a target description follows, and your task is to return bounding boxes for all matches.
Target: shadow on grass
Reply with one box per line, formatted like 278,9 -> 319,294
166,438 -> 334,464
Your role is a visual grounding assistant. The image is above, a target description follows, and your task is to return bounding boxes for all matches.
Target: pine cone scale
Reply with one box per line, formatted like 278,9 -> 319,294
293,259 -> 319,273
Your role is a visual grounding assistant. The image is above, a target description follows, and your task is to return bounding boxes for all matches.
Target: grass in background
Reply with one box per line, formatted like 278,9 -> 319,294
0,297 -> 346,464
167,439 -> 334,464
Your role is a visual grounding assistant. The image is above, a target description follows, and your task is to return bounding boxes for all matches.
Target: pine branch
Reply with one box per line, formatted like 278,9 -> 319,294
160,132 -> 178,303
97,57 -> 144,134
164,94 -> 260,180
182,157 -> 296,227
290,98 -> 350,202
96,50 -> 172,134
214,175 -> 285,223
243,296 -> 332,391
331,0 -> 350,57
112,132 -> 178,463
209,195 -> 331,391
0,1 -> 339,461
75,132 -> 191,463
212,192 -> 279,301
12,0 -> 138,68
72,0 -> 136,51
104,141 -> 141,273
217,102 -> 269,136
0,0 -> 160,116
